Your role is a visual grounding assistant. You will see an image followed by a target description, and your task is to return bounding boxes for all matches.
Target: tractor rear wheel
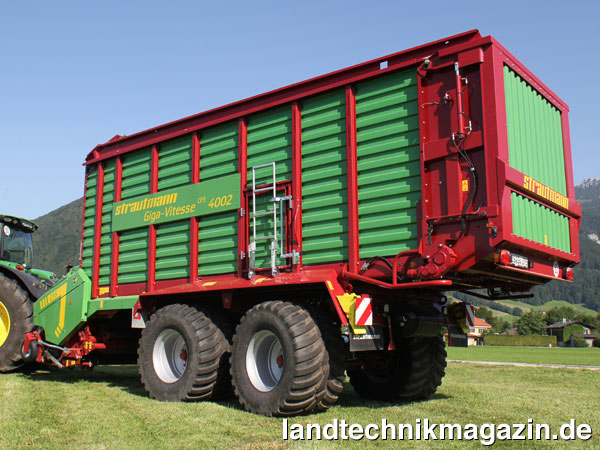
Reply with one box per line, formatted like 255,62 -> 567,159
0,272 -> 33,372
138,304 -> 229,401
230,301 -> 325,416
348,335 -> 446,402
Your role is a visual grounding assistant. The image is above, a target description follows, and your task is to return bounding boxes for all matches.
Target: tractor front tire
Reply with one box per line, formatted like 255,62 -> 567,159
0,272 -> 33,373
348,335 -> 446,402
231,301 -> 326,416
138,304 -> 228,401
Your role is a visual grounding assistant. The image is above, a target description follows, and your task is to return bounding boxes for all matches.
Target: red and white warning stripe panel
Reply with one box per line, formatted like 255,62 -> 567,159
355,295 -> 373,326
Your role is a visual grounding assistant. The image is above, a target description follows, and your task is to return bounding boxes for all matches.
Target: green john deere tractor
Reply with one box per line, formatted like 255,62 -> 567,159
0,215 -> 56,371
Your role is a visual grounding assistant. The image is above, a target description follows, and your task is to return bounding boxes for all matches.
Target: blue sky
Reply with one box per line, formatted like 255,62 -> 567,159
1,1 -> 598,219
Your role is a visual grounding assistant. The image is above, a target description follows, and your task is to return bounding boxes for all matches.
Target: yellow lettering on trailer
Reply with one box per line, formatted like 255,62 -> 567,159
522,175 -> 568,209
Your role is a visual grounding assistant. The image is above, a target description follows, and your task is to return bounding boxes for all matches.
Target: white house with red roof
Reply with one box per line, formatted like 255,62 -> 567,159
467,317 -> 492,346
445,316 -> 492,346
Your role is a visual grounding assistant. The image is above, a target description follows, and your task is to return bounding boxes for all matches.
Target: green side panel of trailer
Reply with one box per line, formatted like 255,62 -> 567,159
198,211 -> 238,275
246,106 -> 292,187
156,220 -> 190,280
158,137 -> 193,191
155,137 -> 193,280
246,106 -> 292,269
504,66 -> 567,195
511,192 -> 571,253
301,89 -> 349,264
355,70 -> 421,258
118,148 -> 151,284
198,121 -> 239,276
81,168 -> 97,278
98,160 -> 116,287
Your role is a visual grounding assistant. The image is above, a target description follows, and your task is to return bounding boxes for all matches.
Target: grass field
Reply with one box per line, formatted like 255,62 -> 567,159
447,346 -> 600,366
496,299 -> 598,316
1,358 -> 598,449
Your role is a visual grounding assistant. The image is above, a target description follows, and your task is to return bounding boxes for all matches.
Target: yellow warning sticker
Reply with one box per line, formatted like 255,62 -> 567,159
462,179 -> 469,192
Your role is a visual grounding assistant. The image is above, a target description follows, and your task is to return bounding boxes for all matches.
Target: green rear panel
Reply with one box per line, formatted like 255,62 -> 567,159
198,122 -> 239,275
247,107 -> 292,268
504,66 -> 567,195
98,160 -> 116,287
511,192 -> 571,253
155,138 -> 192,280
118,149 -> 151,284
81,168 -> 97,278
301,90 -> 349,264
355,70 -> 421,258
504,66 -> 571,252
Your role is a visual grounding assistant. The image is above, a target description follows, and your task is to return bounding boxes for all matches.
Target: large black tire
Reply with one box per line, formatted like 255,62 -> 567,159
230,301 -> 326,416
201,308 -> 235,399
313,316 -> 346,411
138,304 -> 228,401
348,335 -> 446,402
0,272 -> 34,372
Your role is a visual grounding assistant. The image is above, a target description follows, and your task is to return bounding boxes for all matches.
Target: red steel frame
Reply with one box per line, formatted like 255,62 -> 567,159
190,132 -> 200,282
91,162 -> 104,298
147,145 -> 159,292
345,85 -> 359,274
109,156 -> 123,297
80,29 -> 580,300
291,101 -> 303,272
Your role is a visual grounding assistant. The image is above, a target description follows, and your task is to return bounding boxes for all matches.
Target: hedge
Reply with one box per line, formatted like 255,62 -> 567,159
483,334 -> 557,347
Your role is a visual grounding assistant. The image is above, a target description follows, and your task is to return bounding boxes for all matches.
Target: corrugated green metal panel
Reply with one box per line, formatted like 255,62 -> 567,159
118,228 -> 149,284
200,121 -> 238,181
198,212 -> 237,275
156,220 -> 190,280
81,169 -> 97,278
247,106 -> 292,187
511,192 -> 570,253
247,106 -> 292,268
355,70 -> 421,258
119,148 -> 151,283
197,121 -> 239,276
301,89 -> 348,264
504,66 -> 567,195
158,137 -> 193,191
98,160 -> 116,286
121,148 -> 152,200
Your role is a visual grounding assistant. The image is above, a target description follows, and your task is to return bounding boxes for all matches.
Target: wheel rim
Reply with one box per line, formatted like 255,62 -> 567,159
0,300 -> 10,348
152,329 -> 188,383
246,330 -> 284,392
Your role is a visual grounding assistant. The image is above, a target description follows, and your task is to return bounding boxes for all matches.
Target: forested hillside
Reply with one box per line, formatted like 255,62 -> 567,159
32,198 -> 82,276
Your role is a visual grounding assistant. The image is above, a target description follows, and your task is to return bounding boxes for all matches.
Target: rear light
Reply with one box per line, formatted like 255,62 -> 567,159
565,267 -> 574,280
498,250 -> 511,265
15,265 -> 24,271
496,250 -> 530,269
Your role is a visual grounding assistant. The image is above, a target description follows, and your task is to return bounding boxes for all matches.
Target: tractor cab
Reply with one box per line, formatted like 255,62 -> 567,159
0,215 -> 36,267
0,215 -> 56,285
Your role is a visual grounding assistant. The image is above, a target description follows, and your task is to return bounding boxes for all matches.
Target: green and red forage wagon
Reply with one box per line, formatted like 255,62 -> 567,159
4,30 -> 581,416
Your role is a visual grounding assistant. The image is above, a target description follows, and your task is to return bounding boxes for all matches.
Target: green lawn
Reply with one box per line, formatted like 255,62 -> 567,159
1,363 -> 598,449
447,345 -> 600,366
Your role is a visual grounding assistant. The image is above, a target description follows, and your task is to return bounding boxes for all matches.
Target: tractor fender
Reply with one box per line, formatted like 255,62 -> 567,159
0,265 -> 48,300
